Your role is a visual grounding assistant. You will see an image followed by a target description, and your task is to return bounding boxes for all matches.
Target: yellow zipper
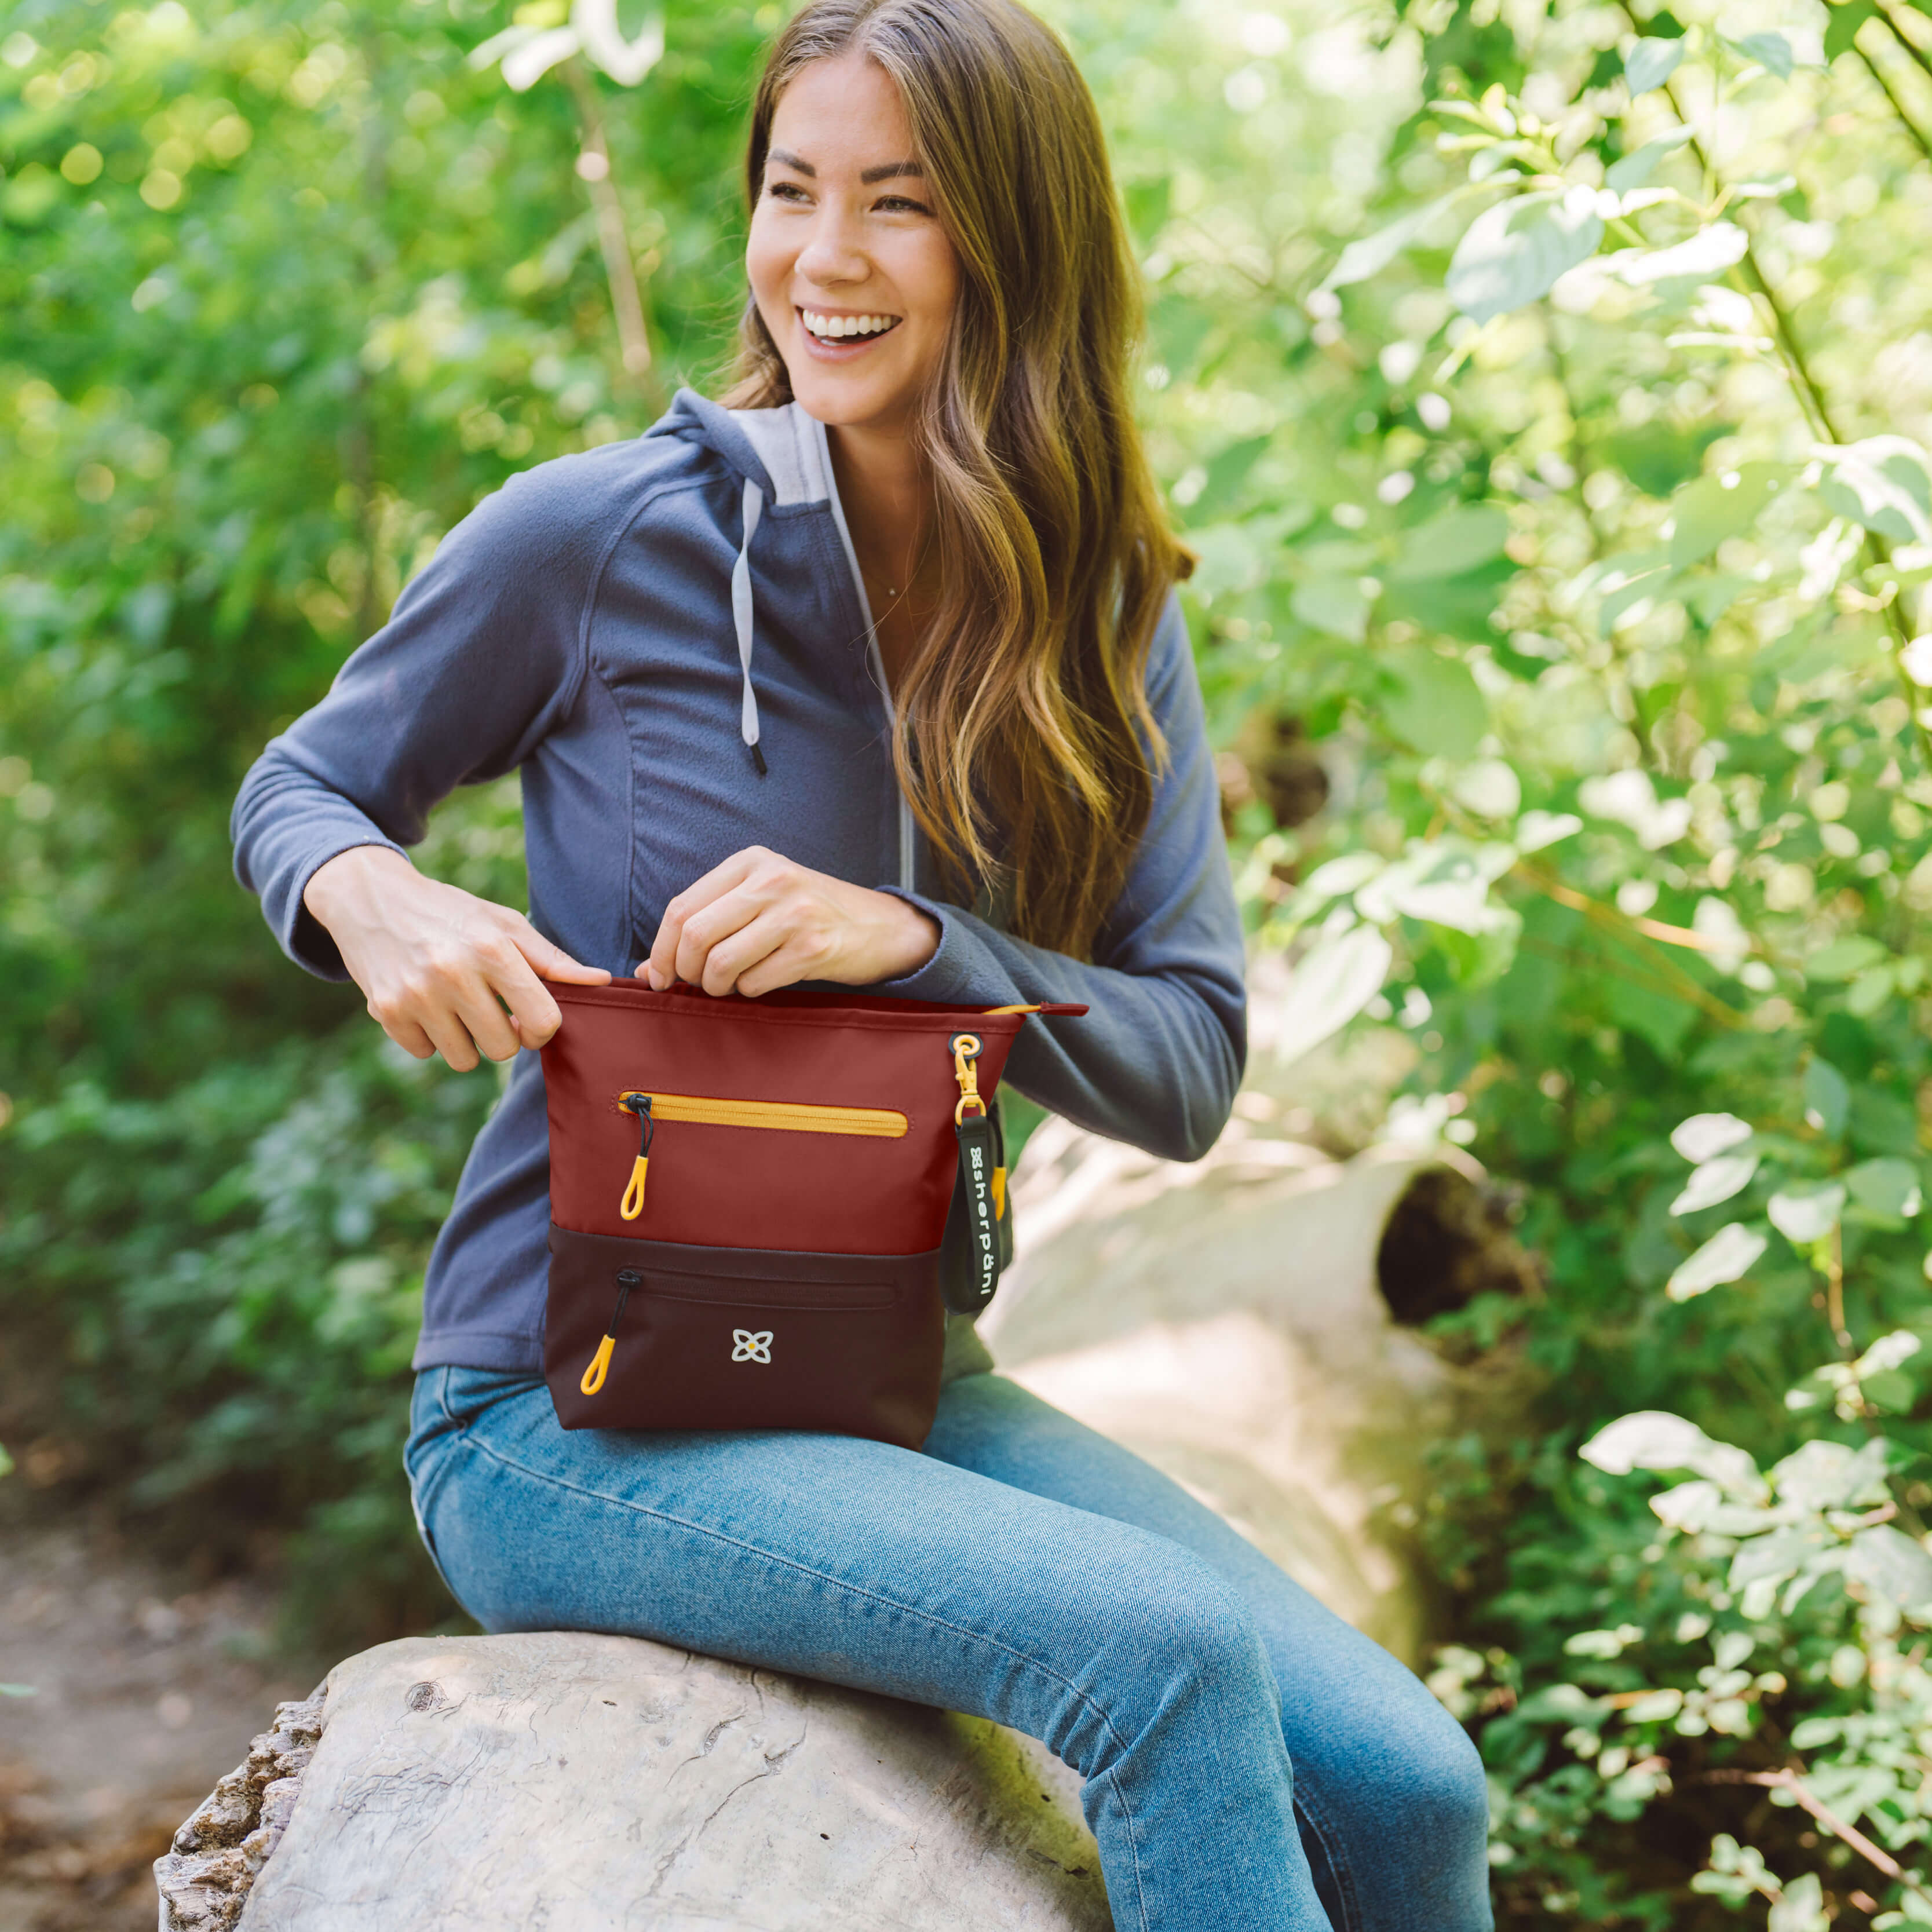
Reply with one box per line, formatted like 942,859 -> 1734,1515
616,1091 -> 909,1139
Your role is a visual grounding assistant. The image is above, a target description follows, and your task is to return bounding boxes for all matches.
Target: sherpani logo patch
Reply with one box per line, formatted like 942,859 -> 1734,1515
732,1328 -> 773,1364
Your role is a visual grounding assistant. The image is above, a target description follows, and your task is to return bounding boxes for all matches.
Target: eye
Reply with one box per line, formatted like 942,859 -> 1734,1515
765,179 -> 810,203
874,194 -> 934,216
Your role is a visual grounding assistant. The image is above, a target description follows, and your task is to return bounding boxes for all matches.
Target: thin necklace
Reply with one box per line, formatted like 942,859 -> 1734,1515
862,527 -> 934,606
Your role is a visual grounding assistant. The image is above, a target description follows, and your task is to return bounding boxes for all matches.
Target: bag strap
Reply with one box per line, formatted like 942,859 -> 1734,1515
939,1032 -> 1004,1313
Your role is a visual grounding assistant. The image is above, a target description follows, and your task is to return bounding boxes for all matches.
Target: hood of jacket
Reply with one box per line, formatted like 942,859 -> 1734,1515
638,388 -> 885,782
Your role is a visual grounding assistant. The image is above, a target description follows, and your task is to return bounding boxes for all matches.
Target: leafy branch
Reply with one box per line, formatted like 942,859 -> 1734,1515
1617,12 -> 1932,772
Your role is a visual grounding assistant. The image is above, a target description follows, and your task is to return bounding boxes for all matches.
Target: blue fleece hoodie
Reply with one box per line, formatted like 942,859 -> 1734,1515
231,389 -> 1247,1376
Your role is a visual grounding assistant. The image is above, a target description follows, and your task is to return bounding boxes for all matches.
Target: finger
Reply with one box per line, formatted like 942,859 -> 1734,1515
450,979 -> 522,1064
420,1006 -> 483,1073
733,935 -> 820,1000
372,1005 -> 437,1060
696,912 -> 791,998
673,885 -> 773,990
644,907 -> 683,991
648,849 -> 770,988
508,916 -> 611,986
488,943 -> 565,1050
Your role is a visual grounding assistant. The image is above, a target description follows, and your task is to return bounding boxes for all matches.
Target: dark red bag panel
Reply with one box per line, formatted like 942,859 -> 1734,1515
541,982 -> 1037,1255
545,1225 -> 946,1449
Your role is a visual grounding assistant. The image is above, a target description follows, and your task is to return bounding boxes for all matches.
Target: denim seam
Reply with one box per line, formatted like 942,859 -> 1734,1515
456,1429 -> 1155,1932
1290,1774 -> 1361,1931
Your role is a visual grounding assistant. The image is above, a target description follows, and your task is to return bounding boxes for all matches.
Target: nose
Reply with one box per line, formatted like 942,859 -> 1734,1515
794,199 -> 870,288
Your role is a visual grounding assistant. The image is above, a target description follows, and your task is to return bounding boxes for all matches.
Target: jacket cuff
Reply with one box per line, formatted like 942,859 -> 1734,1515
869,889 -> 1011,1006
279,837 -> 410,982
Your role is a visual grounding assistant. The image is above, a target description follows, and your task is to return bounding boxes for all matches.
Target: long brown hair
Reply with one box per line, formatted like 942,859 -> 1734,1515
724,0 -> 1190,958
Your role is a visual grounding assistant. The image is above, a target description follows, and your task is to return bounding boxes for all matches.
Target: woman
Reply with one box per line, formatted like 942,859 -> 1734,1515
231,1 -> 1491,1923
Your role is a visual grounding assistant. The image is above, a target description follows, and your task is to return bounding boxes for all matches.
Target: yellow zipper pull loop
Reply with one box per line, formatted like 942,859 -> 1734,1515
949,1032 -> 986,1126
580,1268 -> 641,1396
580,1335 -> 615,1396
618,1093 -> 655,1222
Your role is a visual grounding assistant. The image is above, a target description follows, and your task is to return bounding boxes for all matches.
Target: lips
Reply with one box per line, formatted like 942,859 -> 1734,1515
798,307 -> 901,345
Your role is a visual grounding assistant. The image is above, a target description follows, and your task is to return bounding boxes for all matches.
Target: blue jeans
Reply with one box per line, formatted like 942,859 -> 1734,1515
405,1366 -> 1492,1931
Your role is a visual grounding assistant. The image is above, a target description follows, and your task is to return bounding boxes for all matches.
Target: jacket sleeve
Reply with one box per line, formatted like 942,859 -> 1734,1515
874,591 -> 1247,1163
229,466 -> 598,981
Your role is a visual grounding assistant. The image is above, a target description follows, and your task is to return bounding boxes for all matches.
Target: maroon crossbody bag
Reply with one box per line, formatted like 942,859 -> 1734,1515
538,982 -> 1084,1451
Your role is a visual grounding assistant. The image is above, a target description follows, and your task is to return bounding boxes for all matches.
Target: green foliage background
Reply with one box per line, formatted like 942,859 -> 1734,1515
5,0 -> 1932,1920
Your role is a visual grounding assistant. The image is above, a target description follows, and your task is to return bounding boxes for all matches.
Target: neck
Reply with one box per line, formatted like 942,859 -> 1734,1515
825,419 -> 933,588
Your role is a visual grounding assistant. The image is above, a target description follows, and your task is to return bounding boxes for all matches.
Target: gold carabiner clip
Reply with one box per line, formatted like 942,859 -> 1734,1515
949,1032 -> 986,1124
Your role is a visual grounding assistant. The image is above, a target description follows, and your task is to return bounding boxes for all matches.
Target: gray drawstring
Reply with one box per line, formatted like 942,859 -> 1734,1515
731,478 -> 766,775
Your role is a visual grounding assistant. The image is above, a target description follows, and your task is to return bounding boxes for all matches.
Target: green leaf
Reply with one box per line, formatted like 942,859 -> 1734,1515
1686,574 -> 1751,626
1447,192 -> 1605,324
1625,36 -> 1687,95
1291,572 -> 1371,642
1615,222 -> 1751,288
1601,421 -> 1733,496
1598,564 -> 1672,632
1668,463 -> 1784,571
1516,809 -> 1581,852
1580,1411 -> 1763,1493
1667,1222 -> 1769,1300
1377,554 -> 1515,641
1845,1156 -> 1923,1223
1323,187 -> 1476,291
1189,523 -> 1271,598
1123,174 -> 1173,242
1728,31 -> 1794,78
1607,974 -> 1699,1058
1804,1058 -> 1851,1138
1850,1085 -> 1923,1157
1728,1523 -> 1829,1590
1846,1524 -> 1932,1613
1817,436 -> 1932,545
1671,1153 -> 1761,1215
1767,1181 -> 1845,1244
1605,130 -> 1694,192
1387,503 -> 1512,580
1846,964 -> 1898,1017
1806,934 -> 1888,981
1824,0 -> 1879,61
1380,645 -> 1489,758
1772,1436 -> 1889,1508
1671,1113 -> 1754,1162
1271,925 -> 1394,1064
1187,436 -> 1270,523
1767,1872 -> 1829,1932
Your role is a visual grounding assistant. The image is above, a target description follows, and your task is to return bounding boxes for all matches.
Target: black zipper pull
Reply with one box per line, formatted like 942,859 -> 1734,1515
580,1268 -> 641,1397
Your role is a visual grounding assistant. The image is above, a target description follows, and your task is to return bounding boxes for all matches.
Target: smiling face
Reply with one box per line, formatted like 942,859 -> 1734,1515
746,52 -> 959,438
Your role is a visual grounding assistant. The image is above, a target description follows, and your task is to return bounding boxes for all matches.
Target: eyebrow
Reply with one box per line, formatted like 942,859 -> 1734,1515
766,148 -> 925,186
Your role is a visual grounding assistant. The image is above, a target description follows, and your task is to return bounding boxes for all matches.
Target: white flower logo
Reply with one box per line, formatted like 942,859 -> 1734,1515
732,1329 -> 773,1364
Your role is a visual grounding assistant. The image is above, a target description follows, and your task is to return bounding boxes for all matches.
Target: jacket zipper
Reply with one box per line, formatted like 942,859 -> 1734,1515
812,412 -> 916,890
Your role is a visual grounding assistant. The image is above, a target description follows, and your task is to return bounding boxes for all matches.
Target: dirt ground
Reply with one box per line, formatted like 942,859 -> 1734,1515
0,1511 -> 322,1932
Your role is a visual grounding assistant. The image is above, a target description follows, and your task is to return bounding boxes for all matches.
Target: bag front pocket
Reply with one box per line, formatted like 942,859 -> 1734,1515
610,1089 -> 909,1224
544,1225 -> 947,1451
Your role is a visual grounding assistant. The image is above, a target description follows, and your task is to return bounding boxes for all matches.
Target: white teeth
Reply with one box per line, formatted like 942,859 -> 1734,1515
801,309 -> 899,341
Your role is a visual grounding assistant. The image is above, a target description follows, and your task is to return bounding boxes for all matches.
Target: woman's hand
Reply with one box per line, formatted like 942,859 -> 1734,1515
643,846 -> 940,996
304,845 -> 611,1070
